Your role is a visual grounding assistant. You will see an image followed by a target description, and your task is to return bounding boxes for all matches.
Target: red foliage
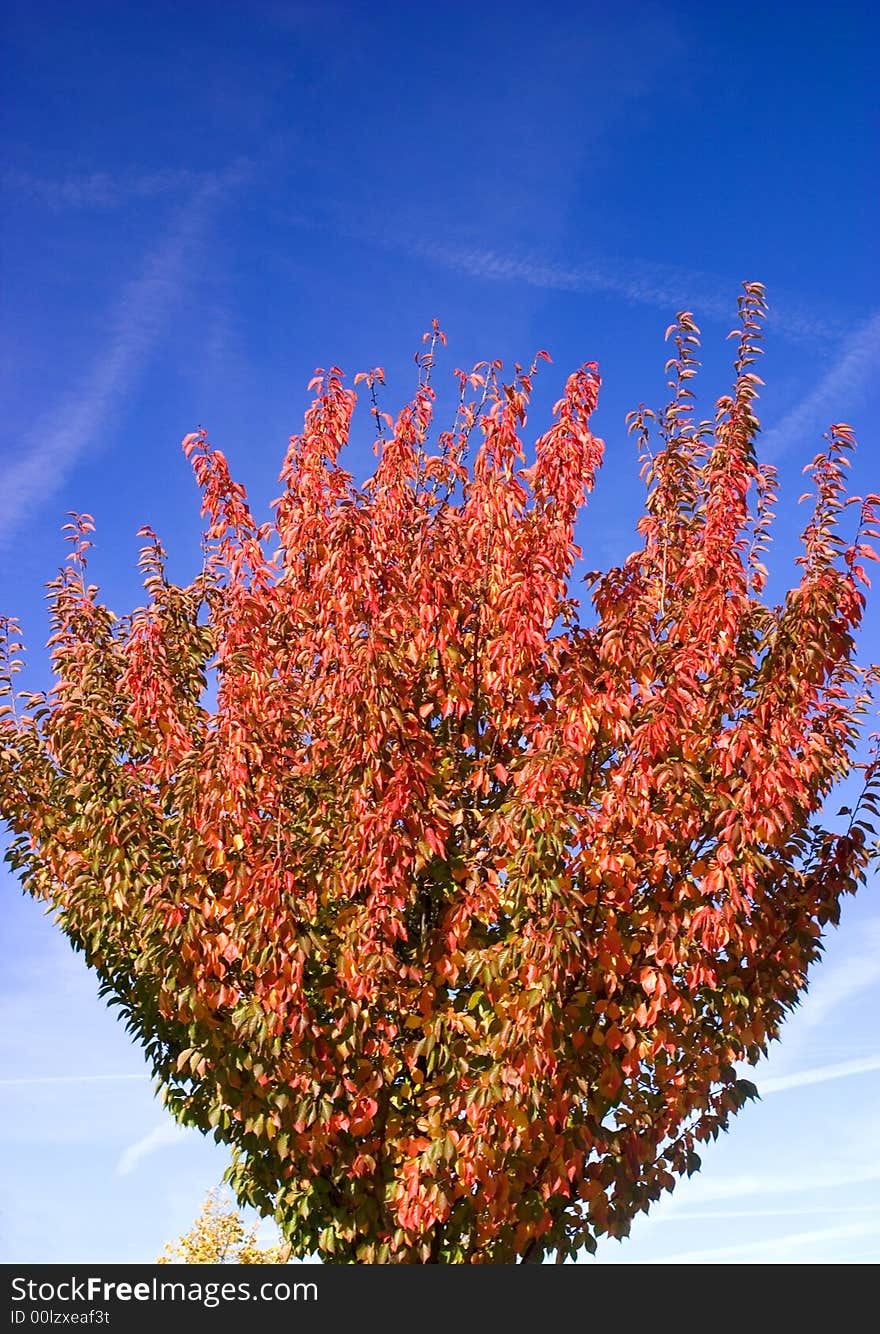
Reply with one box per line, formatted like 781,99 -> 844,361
2,286 -> 878,1262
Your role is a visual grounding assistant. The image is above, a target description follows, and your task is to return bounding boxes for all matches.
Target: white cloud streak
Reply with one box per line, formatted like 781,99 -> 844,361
658,1203 -> 880,1223
116,1121 -> 192,1177
5,166 -> 217,210
779,919 -> 880,1058
666,1163 -> 880,1210
0,163 -> 247,541
761,310 -> 880,459
758,1054 -> 880,1096
643,1219 -> 880,1264
378,233 -> 846,346
0,1073 -> 144,1088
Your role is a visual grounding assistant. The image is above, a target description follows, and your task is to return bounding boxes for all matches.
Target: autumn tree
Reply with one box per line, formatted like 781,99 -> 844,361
1,284 -> 878,1263
157,1187 -> 287,1264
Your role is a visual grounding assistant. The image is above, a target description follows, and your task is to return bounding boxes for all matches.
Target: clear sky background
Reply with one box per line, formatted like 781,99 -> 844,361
1,0 -> 878,1264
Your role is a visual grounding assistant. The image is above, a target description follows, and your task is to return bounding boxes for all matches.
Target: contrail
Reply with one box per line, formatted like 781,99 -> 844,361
761,310 -> 880,459
361,229 -> 848,345
0,1072 -> 144,1087
0,163 -> 248,543
758,1053 -> 880,1096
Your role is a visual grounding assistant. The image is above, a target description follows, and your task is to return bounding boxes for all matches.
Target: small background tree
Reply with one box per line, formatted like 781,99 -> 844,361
157,1187 -> 288,1264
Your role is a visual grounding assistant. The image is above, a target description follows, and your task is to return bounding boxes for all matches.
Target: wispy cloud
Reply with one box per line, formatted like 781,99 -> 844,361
642,1219 -> 880,1264
758,1054 -> 880,1097
0,1073 -> 144,1088
761,310 -> 880,459
658,1203 -> 880,1223
4,166 -> 219,210
116,1120 -> 192,1177
372,232 -> 847,346
665,1162 -> 880,1209
0,162 -> 248,541
778,918 -> 880,1059
275,191 -> 851,348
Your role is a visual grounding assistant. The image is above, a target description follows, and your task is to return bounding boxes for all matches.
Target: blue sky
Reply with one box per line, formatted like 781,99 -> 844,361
1,0 -> 878,1264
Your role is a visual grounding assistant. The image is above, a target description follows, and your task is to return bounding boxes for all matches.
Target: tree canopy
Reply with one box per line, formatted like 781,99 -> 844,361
2,284 -> 877,1262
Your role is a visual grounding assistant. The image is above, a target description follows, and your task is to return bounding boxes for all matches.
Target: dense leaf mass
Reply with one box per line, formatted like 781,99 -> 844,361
2,286 -> 878,1262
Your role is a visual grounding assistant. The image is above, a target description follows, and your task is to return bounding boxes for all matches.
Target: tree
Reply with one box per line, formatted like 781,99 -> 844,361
157,1187 -> 287,1263
1,284 -> 878,1264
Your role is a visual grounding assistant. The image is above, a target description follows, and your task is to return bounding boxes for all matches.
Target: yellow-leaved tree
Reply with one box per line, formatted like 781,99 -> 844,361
157,1188 -> 289,1264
